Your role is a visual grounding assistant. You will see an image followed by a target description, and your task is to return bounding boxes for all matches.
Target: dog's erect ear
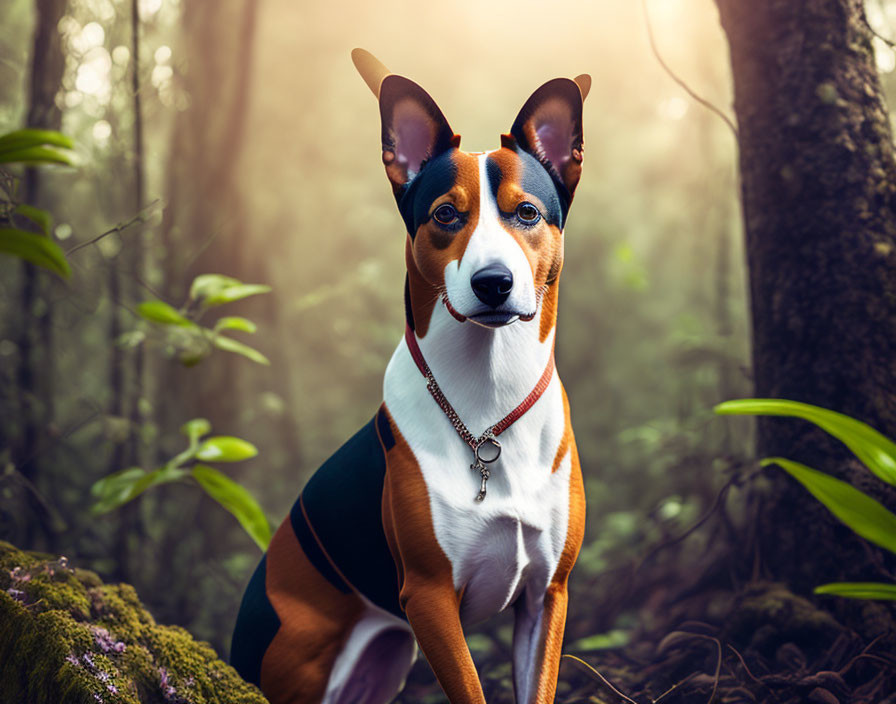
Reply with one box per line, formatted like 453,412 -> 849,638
507,77 -> 588,201
351,48 -> 391,99
377,75 -> 458,197
351,49 -> 458,198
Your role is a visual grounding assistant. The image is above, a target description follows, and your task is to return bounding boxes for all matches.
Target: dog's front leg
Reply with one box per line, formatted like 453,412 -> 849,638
381,426 -> 486,704
511,583 -> 569,704
402,581 -> 486,703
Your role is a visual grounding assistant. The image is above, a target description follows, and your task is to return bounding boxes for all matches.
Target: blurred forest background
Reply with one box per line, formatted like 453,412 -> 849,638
2,0 -> 896,700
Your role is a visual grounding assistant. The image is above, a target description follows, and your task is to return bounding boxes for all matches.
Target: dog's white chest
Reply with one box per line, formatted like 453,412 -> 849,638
384,339 -> 572,625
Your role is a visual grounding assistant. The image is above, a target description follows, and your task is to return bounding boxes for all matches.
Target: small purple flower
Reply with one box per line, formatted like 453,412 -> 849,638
158,667 -> 180,701
82,652 -> 95,669
6,588 -> 25,602
90,626 -> 126,654
9,566 -> 31,583
106,684 -> 118,695
65,654 -> 80,667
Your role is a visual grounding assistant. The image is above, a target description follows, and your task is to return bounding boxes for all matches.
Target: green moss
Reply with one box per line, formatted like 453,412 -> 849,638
722,582 -> 845,659
0,541 -> 268,704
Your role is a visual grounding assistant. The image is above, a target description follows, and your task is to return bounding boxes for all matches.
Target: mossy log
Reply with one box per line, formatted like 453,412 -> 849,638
0,541 -> 268,704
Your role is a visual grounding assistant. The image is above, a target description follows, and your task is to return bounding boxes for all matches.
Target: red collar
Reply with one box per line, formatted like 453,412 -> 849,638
403,325 -> 555,442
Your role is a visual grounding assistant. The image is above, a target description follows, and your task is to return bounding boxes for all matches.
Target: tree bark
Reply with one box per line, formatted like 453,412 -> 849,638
715,0 -> 896,590
15,0 -> 67,551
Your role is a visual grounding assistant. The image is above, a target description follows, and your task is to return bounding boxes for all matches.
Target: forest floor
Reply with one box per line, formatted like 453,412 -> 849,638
393,477 -> 896,704
397,578 -> 896,704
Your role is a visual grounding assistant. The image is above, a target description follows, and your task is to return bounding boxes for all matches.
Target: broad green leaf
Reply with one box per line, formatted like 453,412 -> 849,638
90,465 -> 188,514
14,204 -> 52,235
196,436 -> 258,462
0,227 -> 71,277
180,418 -> 211,444
212,334 -> 270,365
189,274 -> 242,303
0,128 -> 74,155
814,582 -> 896,600
192,464 -> 271,550
0,145 -> 75,166
137,300 -> 195,327
204,283 -> 272,307
90,467 -> 145,499
213,316 -> 257,334
716,399 -> 896,486
763,457 -> 896,555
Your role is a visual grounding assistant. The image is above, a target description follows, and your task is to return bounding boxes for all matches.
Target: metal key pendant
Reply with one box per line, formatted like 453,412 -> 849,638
471,436 -> 501,502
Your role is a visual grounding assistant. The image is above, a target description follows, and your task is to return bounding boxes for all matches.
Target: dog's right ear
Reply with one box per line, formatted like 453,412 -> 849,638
352,49 -> 458,198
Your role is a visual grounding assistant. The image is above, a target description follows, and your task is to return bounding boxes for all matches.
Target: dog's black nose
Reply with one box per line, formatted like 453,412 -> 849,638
471,265 -> 513,308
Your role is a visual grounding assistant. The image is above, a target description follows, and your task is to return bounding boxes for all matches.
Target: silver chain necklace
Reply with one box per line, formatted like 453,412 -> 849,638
404,326 -> 555,502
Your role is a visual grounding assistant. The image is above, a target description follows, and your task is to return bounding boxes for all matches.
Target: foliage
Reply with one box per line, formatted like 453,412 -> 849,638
0,128 -> 74,277
715,398 -> 896,601
129,273 -> 272,366
91,418 -> 272,551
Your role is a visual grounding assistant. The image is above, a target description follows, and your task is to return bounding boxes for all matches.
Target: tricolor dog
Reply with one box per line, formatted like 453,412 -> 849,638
231,49 -> 588,704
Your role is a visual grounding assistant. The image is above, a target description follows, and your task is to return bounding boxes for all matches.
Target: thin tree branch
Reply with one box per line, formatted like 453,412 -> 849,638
641,0 -> 739,138
65,198 -> 161,257
561,654 -> 640,704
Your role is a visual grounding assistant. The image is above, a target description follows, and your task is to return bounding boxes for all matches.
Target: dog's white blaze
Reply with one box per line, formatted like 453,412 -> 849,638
384,152 -> 572,631
443,153 -> 538,318
384,318 -> 571,625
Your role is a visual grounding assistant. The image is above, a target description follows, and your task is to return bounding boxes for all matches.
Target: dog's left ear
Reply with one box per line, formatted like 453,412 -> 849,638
352,48 -> 458,198
507,76 -> 589,201
377,75 -> 459,197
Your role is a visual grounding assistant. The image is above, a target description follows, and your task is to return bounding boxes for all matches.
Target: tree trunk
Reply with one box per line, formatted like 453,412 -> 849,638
127,0 -> 146,471
715,0 -> 896,591
15,0 -> 67,551
159,0 -> 258,430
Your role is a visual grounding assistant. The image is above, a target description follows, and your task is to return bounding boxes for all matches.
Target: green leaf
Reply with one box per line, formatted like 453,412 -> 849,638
90,465 -> 188,514
90,467 -> 145,499
0,145 -> 75,166
196,436 -> 258,462
213,316 -> 257,334
0,227 -> 71,277
568,630 -> 631,651
814,582 -> 896,600
763,457 -> 896,555
116,330 -> 146,349
212,334 -> 270,365
192,464 -> 271,550
137,300 -> 195,327
716,399 -> 896,486
189,274 -> 243,303
204,283 -> 272,307
0,128 -> 74,155
14,204 -> 52,235
180,417 -> 211,444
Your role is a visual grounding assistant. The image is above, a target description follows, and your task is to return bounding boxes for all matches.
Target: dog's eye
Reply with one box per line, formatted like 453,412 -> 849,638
516,202 -> 540,225
432,204 -> 459,226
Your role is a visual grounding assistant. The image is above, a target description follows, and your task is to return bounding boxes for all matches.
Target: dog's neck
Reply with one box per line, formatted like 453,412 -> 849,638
403,264 -> 559,436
